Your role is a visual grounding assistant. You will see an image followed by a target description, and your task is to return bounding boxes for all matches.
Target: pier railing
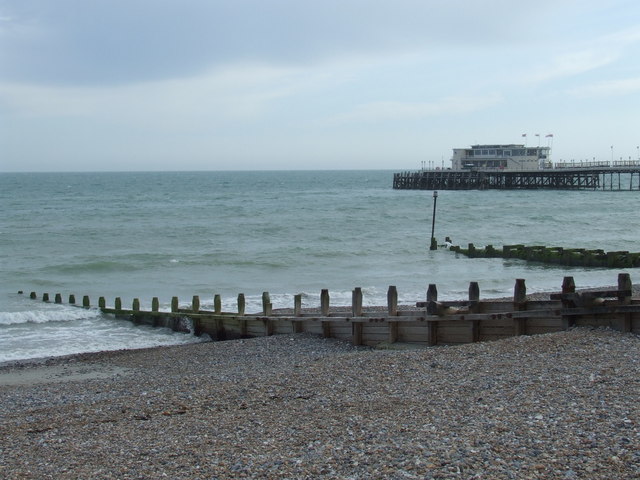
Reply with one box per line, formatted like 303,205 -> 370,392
24,273 -> 640,347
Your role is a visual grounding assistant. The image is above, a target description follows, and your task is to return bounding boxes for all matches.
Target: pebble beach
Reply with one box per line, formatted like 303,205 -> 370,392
1,326 -> 639,479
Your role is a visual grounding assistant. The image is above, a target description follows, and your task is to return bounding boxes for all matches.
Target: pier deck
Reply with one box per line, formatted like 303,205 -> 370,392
393,167 -> 640,190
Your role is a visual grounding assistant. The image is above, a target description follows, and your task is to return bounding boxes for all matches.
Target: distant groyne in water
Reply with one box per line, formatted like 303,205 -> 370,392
393,166 -> 640,190
23,273 -> 640,347
449,243 -> 640,269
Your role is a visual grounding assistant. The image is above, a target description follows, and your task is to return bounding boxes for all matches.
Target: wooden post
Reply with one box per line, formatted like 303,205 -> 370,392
561,276 -> 576,329
427,284 -> 438,303
426,284 -> 438,315
43,293 -> 50,302
294,294 -> 302,316
618,273 -> 633,332
192,295 -> 200,313
513,279 -> 526,335
618,273 -> 632,304
387,286 -> 398,316
387,286 -> 399,344
237,294 -> 245,315
468,282 -> 481,341
468,282 -> 480,309
237,293 -> 247,337
214,294 -> 222,314
152,297 -> 159,312
293,294 -> 303,333
132,298 -> 140,311
54,293 -> 62,304
321,289 -> 330,316
238,293 -> 247,337
82,295 -> 90,308
352,287 -> 363,317
171,296 -> 179,313
69,294 -> 76,304
99,297 -> 106,309
562,276 -> 576,294
262,292 -> 272,315
30,292 -> 37,300
115,297 -> 122,311
514,279 -> 526,304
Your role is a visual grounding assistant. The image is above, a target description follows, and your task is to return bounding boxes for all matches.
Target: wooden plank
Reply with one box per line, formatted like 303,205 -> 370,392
388,321 -> 398,343
352,322 -> 363,346
427,321 -> 437,346
322,321 -> 331,338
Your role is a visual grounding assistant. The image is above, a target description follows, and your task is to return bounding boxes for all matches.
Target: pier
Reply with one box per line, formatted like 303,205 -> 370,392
25,273 -> 640,347
393,166 -> 640,190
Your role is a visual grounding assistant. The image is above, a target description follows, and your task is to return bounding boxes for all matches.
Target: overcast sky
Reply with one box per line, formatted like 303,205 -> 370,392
1,0 -> 639,172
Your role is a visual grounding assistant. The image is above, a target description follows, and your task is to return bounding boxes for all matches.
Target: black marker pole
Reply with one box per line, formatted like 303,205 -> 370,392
430,190 -> 438,250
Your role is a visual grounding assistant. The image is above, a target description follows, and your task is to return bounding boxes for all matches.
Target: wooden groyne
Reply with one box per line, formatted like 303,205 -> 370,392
393,167 -> 640,190
450,243 -> 640,269
24,273 -> 640,347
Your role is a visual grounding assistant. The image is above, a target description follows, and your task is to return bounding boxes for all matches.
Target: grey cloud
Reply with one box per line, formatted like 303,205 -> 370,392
0,0 -> 553,86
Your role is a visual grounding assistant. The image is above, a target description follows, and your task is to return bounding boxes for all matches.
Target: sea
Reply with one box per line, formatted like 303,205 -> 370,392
1,170 -> 639,363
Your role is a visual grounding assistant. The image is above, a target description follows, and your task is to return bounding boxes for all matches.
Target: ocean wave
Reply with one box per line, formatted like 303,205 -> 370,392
0,306 -> 103,326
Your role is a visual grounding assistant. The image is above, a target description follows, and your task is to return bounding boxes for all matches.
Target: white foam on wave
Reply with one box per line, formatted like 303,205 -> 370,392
0,305 -> 103,326
0,312 -> 205,363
